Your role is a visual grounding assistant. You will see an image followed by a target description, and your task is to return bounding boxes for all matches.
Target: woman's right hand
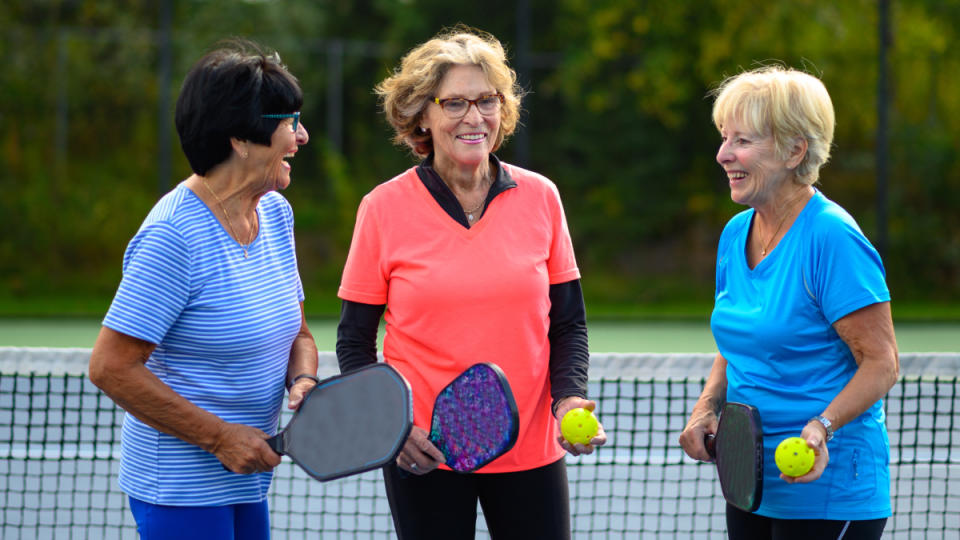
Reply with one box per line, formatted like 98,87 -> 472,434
678,408 -> 719,462
395,426 -> 445,475
679,354 -> 727,462
212,422 -> 282,474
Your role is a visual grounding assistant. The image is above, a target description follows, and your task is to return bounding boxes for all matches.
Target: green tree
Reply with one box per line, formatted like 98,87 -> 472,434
1,0 -> 957,316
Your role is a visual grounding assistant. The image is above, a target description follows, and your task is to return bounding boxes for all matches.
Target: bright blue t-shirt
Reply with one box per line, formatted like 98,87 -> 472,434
711,190 -> 891,520
103,183 -> 304,506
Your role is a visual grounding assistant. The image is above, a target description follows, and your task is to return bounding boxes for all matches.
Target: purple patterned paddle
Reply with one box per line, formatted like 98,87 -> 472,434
428,363 -> 519,473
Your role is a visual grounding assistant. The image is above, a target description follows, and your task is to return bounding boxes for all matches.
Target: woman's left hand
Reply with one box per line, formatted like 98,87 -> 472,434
780,421 -> 830,484
286,377 -> 317,411
396,426 -> 446,475
554,397 -> 608,456
781,302 -> 897,484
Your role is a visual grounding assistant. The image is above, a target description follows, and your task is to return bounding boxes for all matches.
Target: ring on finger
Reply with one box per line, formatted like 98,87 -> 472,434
410,462 -> 419,472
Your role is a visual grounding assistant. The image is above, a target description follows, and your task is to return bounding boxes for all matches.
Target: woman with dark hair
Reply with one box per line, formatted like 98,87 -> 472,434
89,40 -> 317,539
336,27 -> 606,538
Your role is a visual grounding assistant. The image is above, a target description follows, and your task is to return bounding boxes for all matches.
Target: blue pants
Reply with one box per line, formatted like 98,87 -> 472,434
128,496 -> 270,540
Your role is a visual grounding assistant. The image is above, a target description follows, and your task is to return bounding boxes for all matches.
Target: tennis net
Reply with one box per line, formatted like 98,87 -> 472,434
1,348 -> 957,539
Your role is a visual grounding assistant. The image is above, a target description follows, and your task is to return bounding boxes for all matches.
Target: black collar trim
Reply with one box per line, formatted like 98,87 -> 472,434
415,153 -> 517,228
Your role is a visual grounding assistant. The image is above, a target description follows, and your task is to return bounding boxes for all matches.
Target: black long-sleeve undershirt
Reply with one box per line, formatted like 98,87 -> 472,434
335,154 -> 590,411
335,278 -> 589,412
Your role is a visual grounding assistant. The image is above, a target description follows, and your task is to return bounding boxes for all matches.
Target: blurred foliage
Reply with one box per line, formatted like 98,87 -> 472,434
1,0 -> 958,316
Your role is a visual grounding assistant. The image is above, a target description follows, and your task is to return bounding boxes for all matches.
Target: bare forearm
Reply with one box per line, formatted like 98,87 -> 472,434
93,359 -> 226,452
821,301 -> 899,431
286,303 -> 319,386
90,326 -> 280,473
821,354 -> 898,430
694,353 -> 728,415
286,333 -> 319,384
679,353 -> 728,460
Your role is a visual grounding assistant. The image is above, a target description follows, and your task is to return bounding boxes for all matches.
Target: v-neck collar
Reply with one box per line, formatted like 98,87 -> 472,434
181,182 -> 263,256
743,189 -> 818,273
415,153 -> 516,229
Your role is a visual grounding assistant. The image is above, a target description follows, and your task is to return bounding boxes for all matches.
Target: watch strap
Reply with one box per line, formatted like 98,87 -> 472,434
288,373 -> 320,389
810,415 -> 834,441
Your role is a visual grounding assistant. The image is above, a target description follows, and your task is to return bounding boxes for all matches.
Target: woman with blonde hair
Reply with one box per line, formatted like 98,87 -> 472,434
679,65 -> 898,539
336,26 -> 606,538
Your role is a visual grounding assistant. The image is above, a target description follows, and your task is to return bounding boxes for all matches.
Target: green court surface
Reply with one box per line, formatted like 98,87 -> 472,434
1,317 -> 958,353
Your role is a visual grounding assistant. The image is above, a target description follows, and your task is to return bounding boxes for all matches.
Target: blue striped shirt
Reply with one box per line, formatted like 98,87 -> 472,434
103,182 -> 304,505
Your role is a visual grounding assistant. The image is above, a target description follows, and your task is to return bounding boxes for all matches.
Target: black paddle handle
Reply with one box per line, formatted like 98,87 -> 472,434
266,433 -> 284,455
704,433 -> 717,459
221,434 -> 284,472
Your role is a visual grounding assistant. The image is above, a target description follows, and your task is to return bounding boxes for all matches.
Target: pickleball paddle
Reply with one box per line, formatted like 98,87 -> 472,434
268,363 -> 413,482
704,401 -> 764,512
427,363 -> 519,473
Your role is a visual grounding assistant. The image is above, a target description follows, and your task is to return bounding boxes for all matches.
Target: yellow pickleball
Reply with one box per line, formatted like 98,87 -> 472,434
775,436 -> 815,477
561,408 -> 599,445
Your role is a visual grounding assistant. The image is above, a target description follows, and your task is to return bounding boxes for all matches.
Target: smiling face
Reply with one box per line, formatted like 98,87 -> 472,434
716,116 -> 795,209
420,64 -> 500,176
249,115 -> 309,192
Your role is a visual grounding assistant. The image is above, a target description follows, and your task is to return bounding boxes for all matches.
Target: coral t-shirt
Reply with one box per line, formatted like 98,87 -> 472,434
338,163 -> 580,472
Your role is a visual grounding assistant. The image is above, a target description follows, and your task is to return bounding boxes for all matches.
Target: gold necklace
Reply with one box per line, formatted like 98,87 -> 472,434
758,189 -> 808,257
201,179 -> 256,258
463,198 -> 485,222
460,173 -> 494,223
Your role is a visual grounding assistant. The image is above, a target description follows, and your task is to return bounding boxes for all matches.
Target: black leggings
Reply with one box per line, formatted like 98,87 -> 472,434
383,458 -> 570,540
726,503 -> 887,540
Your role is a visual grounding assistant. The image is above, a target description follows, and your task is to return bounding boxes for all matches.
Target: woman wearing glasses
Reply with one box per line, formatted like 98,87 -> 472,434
336,26 -> 606,538
89,40 -> 317,539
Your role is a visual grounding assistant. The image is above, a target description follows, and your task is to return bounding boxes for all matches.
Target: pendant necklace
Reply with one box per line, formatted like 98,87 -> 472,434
758,189 -> 807,258
201,179 -> 255,258
460,174 -> 492,223
463,199 -> 485,223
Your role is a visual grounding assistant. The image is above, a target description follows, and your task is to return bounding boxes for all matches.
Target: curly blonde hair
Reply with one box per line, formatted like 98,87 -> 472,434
375,26 -> 523,157
711,65 -> 835,185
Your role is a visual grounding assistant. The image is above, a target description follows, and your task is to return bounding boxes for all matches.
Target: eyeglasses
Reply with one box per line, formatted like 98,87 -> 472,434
432,93 -> 504,119
262,111 -> 300,132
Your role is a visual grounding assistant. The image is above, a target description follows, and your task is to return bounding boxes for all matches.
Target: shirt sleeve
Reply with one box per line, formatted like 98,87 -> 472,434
548,279 -> 590,411
336,300 -> 385,373
811,212 -> 891,324
338,196 -> 389,305
545,182 -> 581,284
102,222 -> 191,344
276,195 -> 305,303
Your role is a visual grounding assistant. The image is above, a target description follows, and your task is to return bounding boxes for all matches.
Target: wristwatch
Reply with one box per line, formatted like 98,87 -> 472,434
810,415 -> 834,441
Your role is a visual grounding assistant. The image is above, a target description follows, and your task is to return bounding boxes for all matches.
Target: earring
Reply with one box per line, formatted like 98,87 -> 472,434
417,127 -> 429,135
242,152 -> 248,159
